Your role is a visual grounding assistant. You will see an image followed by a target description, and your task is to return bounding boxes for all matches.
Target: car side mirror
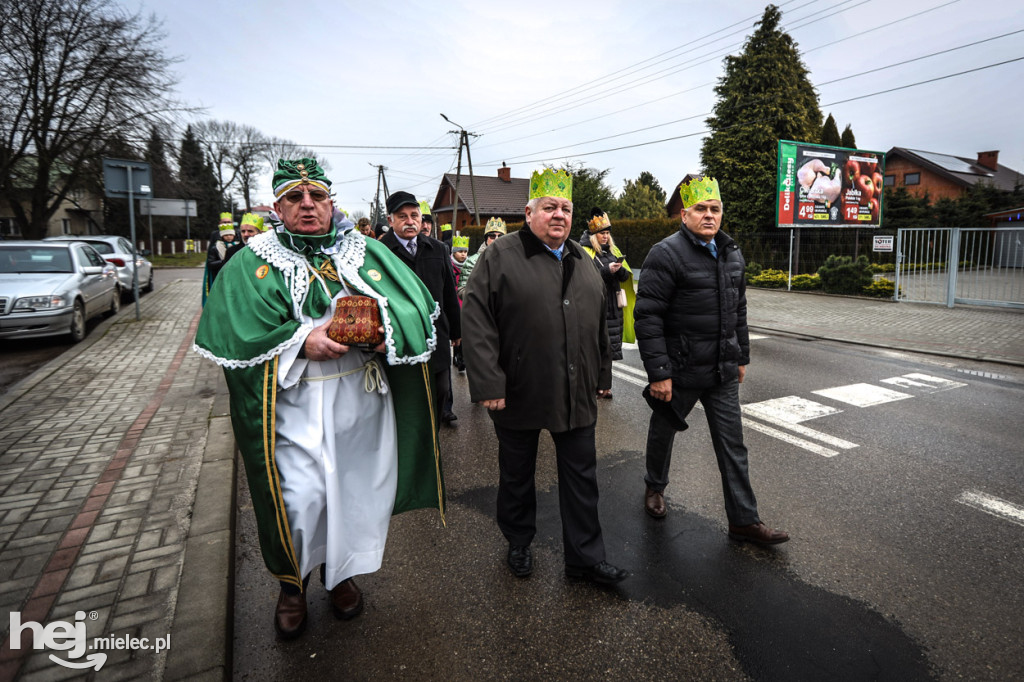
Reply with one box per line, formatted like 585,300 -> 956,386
82,265 -> 105,275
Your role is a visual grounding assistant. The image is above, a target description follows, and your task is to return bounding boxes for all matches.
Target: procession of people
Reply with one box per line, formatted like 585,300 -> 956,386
195,163 -> 788,639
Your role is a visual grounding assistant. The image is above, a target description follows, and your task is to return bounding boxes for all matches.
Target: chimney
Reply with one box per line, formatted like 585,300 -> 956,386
977,150 -> 999,171
497,162 -> 511,183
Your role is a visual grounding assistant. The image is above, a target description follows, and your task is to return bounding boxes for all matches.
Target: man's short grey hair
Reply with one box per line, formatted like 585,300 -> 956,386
526,197 -> 573,212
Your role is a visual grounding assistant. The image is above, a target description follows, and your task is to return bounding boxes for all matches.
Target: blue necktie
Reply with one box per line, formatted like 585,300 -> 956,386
707,240 -> 718,259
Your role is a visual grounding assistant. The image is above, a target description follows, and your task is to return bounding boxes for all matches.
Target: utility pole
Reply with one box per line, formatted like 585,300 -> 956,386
440,114 -> 482,229
369,163 -> 391,225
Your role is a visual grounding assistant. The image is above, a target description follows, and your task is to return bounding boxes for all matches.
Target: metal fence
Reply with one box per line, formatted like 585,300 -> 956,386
895,227 -> 1024,308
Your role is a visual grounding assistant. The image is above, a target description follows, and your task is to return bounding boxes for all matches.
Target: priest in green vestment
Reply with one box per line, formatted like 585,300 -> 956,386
194,158 -> 445,639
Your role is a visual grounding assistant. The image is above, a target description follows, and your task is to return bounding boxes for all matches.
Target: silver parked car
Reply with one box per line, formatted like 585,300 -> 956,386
46,235 -> 153,300
0,241 -> 120,343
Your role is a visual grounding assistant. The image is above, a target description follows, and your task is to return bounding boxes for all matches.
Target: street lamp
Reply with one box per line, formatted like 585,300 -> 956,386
440,114 -> 481,229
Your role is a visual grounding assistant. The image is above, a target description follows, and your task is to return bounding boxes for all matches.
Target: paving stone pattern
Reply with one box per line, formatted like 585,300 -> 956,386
0,281 -> 218,681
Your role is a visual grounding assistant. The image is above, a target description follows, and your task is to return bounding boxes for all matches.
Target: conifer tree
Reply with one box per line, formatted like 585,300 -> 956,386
177,126 -> 223,233
700,4 -> 822,234
820,114 -> 841,146
840,124 -> 857,149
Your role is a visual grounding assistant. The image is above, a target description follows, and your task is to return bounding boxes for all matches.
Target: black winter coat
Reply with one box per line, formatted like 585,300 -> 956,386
380,231 -> 462,373
589,247 -> 631,361
634,227 -> 750,389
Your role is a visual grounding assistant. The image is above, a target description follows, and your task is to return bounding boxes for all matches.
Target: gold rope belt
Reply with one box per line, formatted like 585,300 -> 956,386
299,360 -> 386,393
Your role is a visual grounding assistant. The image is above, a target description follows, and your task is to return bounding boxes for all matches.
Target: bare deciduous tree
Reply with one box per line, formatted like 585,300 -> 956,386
0,0 -> 187,238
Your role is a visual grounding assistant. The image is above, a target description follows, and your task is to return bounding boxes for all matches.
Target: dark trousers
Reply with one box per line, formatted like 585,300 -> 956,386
644,379 -> 760,526
493,422 -> 606,567
434,367 -> 450,430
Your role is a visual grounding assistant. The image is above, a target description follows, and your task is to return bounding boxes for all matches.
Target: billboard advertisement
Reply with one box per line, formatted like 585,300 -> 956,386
776,140 -> 885,228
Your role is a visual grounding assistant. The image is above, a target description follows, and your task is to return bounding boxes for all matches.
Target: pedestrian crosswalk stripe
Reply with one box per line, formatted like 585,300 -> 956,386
741,418 -> 840,458
881,373 -> 968,391
611,368 -> 647,387
956,490 -> 1024,528
612,362 -> 648,379
812,383 -> 912,407
741,404 -> 858,450
743,396 -> 842,423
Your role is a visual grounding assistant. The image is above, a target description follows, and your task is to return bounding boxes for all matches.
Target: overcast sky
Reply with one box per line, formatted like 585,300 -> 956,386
126,0 -> 1024,216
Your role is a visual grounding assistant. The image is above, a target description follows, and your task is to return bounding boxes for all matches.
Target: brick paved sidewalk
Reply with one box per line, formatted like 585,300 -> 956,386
0,280 -> 230,681
747,288 -> 1024,366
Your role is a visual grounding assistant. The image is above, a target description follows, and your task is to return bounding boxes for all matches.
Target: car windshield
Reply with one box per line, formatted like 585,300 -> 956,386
0,246 -> 73,273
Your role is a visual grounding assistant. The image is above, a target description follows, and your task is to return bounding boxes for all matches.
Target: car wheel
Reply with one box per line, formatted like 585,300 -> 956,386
143,270 -> 154,293
69,300 -> 87,343
106,287 -> 121,317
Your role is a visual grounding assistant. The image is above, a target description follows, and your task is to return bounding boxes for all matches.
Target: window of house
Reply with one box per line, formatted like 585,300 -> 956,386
905,172 -> 920,186
0,218 -> 15,236
883,175 -> 895,187
62,219 -> 71,235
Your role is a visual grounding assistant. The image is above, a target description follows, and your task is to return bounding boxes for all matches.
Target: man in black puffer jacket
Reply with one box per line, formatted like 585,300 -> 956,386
634,176 -> 788,546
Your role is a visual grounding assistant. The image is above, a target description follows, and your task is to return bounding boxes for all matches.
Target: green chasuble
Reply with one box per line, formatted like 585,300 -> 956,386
583,244 -> 636,344
194,226 -> 445,586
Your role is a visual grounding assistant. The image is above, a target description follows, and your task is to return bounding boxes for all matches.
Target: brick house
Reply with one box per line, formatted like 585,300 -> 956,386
429,164 -> 529,230
882,148 -> 1022,201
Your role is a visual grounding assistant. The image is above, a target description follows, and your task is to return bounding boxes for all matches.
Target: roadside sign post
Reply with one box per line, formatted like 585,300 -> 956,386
102,159 -> 152,320
139,198 -> 198,254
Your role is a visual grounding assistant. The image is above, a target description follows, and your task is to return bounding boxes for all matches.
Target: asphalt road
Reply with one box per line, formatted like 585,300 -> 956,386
0,267 -> 202,394
233,336 -> 1024,681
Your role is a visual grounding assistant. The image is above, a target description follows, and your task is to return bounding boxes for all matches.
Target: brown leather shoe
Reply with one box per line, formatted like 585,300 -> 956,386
330,578 -> 364,620
728,522 -> 789,546
644,487 -> 666,518
274,589 -> 307,639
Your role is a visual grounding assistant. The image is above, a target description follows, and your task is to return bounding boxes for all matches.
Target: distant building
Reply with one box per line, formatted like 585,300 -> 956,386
665,174 -> 702,217
883,148 -> 1023,202
429,163 -> 529,230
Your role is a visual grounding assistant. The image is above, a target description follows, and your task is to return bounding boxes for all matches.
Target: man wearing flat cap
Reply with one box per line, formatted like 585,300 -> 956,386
462,168 -> 627,586
194,159 -> 445,639
380,190 -> 462,427
634,175 -> 788,547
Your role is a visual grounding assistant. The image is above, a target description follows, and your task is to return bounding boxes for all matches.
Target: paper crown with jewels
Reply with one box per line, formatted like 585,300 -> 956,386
679,176 -> 721,209
218,212 -> 235,235
240,213 -> 265,232
440,223 -> 452,233
451,235 -> 470,250
484,217 -> 507,235
587,208 -> 611,232
219,212 -> 233,224
529,168 -> 572,201
419,200 -> 432,216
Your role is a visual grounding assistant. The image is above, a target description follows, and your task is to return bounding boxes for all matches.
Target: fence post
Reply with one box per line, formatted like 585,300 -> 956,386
946,228 -> 960,308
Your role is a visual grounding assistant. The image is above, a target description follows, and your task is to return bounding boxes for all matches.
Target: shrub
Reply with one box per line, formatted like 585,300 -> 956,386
868,262 -> 895,273
745,261 -> 763,283
863,278 -> 897,298
749,268 -> 788,288
817,254 -> 873,295
790,273 -> 821,290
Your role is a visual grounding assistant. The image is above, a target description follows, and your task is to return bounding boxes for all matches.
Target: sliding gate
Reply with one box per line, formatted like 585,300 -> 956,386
895,227 -> 1024,309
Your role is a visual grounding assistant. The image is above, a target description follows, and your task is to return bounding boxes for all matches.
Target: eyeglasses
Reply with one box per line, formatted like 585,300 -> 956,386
282,188 -> 331,204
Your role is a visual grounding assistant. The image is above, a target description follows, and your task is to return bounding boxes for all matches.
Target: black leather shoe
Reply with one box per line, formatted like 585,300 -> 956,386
274,589 -> 307,640
507,544 -> 532,578
565,561 -> 628,585
728,522 -> 790,546
645,487 -> 666,518
441,412 -> 458,426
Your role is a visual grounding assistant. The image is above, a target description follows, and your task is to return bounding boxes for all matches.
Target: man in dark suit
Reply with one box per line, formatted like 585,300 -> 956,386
380,191 -> 461,427
462,169 -> 627,586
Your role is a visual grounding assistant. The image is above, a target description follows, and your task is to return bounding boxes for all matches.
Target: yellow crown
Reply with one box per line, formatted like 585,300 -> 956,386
529,168 -> 572,201
440,223 -> 452,232
240,213 -> 265,231
452,235 -> 470,249
419,200 -> 432,216
588,213 -> 611,232
219,212 -> 233,223
679,176 -> 721,209
484,217 -> 507,235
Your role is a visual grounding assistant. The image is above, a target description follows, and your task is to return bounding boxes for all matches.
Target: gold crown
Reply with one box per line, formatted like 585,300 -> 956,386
240,213 -> 264,231
529,168 -> 572,201
679,176 -> 721,209
484,217 -> 507,235
452,235 -> 470,249
588,213 -> 611,232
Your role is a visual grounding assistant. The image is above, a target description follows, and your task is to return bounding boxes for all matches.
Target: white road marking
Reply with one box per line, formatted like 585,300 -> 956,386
611,368 -> 648,388
743,396 -> 841,423
881,373 -> 968,391
813,383 -> 912,407
741,419 -> 839,457
612,362 -> 648,379
956,490 -> 1024,528
749,334 -> 768,340
741,405 -> 858,450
